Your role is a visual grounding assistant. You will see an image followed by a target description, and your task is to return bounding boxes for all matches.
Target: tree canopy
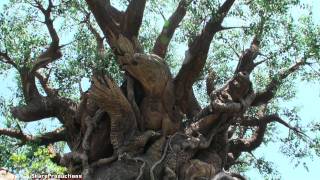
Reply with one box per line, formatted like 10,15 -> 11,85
0,0 -> 320,179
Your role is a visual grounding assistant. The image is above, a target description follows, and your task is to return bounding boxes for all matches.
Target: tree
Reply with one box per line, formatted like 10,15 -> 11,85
0,0 -> 320,179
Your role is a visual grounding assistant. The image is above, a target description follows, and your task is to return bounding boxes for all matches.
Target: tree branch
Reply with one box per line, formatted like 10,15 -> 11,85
234,36 -> 261,74
237,114 -> 304,135
86,20 -> 105,57
105,0 -> 122,22
229,125 -> 266,153
80,12 -> 105,57
11,98 -> 55,122
85,0 -> 121,49
184,90 -> 202,119
34,127 -> 66,145
7,1 -> 78,125
12,0 -> 64,103
0,51 -> 18,69
122,0 -> 147,39
251,60 -> 306,106
152,0 -> 193,58
20,69 -> 42,103
0,127 -> 66,146
11,97 -> 74,123
31,0 -> 62,72
229,114 -> 295,153
211,92 -> 256,113
35,70 -> 57,96
174,0 -> 236,117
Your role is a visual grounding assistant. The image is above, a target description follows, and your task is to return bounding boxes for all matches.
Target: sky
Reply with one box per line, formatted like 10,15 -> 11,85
0,0 -> 320,179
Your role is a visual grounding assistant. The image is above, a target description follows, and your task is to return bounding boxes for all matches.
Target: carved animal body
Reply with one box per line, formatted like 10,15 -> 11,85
140,96 -> 179,135
124,53 -> 181,135
150,133 -> 220,180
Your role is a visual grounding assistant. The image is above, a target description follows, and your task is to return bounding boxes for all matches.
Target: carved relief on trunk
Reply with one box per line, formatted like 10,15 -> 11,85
140,96 -> 180,135
121,53 -> 181,135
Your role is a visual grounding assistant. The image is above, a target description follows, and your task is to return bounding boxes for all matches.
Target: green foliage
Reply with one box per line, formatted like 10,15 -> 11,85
231,154 -> 281,180
1,95 -> 66,176
0,3 -> 46,69
7,145 -> 66,177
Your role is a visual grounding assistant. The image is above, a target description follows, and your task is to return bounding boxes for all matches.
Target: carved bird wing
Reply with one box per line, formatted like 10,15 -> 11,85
89,74 -> 137,153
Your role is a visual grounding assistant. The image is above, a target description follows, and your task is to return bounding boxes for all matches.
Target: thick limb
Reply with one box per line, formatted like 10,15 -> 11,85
252,60 -> 306,106
174,0 -> 236,117
0,127 -> 65,146
152,0 -> 193,58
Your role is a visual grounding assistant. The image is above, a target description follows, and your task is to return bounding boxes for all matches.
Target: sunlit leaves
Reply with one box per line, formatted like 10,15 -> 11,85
8,146 -> 66,177
0,11 -> 46,68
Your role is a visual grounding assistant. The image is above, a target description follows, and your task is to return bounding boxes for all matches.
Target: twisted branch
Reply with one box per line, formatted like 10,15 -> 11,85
174,0 -> 236,118
0,127 -> 66,146
252,60 -> 306,106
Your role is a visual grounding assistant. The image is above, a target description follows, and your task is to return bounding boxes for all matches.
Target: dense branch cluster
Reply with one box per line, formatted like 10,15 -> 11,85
0,0 -> 313,179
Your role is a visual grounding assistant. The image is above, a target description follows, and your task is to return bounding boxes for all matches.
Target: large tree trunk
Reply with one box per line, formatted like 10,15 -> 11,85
73,1 -> 238,179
